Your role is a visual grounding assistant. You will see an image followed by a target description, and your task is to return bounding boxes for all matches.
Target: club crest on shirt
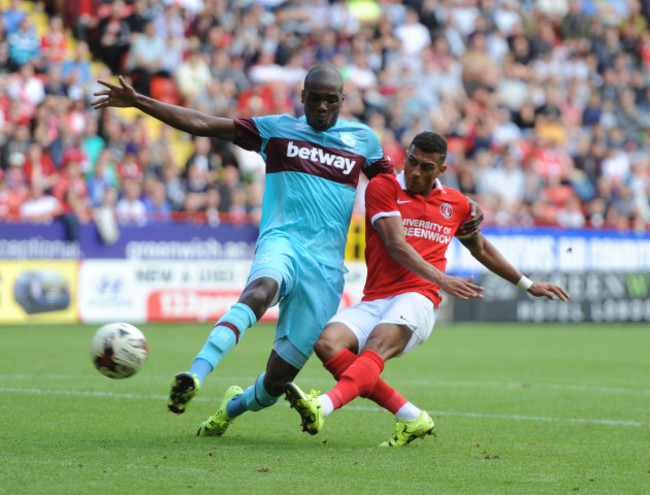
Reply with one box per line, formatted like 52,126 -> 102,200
340,132 -> 356,148
440,203 -> 453,219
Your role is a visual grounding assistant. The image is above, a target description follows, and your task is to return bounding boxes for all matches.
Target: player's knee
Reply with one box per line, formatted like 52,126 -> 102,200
239,278 -> 279,318
313,336 -> 339,362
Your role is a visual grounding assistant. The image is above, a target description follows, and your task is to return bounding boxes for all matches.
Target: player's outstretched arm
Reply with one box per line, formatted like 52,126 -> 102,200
91,75 -> 237,140
459,233 -> 569,301
374,216 -> 484,300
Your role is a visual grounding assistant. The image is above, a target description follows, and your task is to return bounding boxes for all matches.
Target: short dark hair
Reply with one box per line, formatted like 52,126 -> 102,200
411,132 -> 447,157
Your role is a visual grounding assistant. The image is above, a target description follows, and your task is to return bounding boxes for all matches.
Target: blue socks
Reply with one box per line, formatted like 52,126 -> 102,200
226,372 -> 280,418
192,303 -> 257,386
188,358 -> 213,386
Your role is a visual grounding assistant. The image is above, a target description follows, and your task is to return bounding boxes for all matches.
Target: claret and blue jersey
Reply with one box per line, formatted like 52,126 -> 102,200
234,114 -> 393,269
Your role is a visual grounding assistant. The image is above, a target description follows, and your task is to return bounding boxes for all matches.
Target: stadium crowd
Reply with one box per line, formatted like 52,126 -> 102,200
2,0 -> 650,233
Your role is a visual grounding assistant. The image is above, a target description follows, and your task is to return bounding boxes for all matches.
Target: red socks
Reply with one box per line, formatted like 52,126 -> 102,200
323,348 -> 408,414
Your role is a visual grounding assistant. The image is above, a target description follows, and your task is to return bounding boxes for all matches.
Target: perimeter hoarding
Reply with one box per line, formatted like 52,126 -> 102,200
451,271 -> 650,323
77,259 -> 367,324
0,260 -> 78,323
3,221 -> 650,324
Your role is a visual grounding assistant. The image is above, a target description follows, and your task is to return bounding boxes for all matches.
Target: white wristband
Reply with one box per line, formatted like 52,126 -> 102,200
516,276 -> 533,291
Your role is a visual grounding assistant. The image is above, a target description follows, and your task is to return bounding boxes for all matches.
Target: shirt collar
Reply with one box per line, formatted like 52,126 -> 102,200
396,171 -> 444,193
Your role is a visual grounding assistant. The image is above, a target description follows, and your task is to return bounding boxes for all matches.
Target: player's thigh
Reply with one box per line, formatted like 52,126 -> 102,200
373,292 -> 437,355
247,235 -> 298,299
327,299 -> 390,351
276,260 -> 345,360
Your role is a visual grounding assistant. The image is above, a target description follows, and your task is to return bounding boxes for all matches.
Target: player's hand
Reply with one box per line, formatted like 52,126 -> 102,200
91,75 -> 137,109
439,274 -> 484,300
527,282 -> 569,302
456,198 -> 484,239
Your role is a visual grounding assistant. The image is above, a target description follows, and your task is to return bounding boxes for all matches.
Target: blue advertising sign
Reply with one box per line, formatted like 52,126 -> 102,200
0,221 -> 259,260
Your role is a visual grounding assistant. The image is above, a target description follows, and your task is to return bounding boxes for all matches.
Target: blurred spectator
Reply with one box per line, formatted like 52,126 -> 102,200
86,148 -> 119,207
143,176 -> 172,222
175,49 -> 212,103
2,0 -> 27,36
184,136 -> 216,179
115,176 -> 146,225
98,0 -> 131,74
40,15 -> 68,67
160,158 -> 186,211
61,40 -> 93,89
152,3 -> 185,41
0,121 -> 30,169
125,20 -> 167,96
52,149 -> 89,206
126,0 -> 153,35
204,184 -> 221,226
217,163 -> 242,213
556,194 -> 587,228
23,141 -> 59,192
19,178 -> 62,223
8,62 -> 45,114
7,16 -> 41,71
394,8 -> 431,57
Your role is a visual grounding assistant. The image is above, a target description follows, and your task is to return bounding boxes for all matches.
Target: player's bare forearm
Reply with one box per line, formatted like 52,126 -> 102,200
92,76 -> 237,140
463,234 -> 522,285
132,93 -> 236,139
462,233 -> 569,302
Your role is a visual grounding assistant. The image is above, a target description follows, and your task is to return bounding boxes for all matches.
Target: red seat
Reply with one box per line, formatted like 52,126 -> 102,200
150,76 -> 181,106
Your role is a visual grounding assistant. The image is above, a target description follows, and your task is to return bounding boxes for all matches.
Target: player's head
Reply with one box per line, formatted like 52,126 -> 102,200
301,65 -> 345,131
404,132 -> 448,196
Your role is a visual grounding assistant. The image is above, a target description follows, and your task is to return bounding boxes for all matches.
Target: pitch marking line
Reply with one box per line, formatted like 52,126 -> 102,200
2,387 -> 644,427
2,375 -> 648,395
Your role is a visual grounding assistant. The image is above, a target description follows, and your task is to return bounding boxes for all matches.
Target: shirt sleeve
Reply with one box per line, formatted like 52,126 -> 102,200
233,118 -> 262,152
362,130 -> 395,179
452,195 -> 474,236
365,174 -> 401,225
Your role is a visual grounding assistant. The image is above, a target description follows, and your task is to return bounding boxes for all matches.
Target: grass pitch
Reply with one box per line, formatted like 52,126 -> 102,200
1,322 -> 648,495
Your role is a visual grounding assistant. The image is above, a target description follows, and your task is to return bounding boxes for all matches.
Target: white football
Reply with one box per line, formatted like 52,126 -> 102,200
90,323 -> 148,379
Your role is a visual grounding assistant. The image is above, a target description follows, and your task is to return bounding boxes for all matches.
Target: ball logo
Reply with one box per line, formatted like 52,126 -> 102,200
440,203 -> 453,219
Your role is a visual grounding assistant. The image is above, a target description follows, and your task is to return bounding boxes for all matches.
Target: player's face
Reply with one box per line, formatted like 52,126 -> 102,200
301,77 -> 344,131
403,145 -> 447,196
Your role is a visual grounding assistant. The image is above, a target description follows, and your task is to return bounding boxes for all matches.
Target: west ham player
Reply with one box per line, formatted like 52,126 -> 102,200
284,132 -> 569,446
92,67 -> 484,435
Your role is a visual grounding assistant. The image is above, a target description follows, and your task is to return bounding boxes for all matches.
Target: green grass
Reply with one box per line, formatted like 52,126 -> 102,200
1,323 -> 649,495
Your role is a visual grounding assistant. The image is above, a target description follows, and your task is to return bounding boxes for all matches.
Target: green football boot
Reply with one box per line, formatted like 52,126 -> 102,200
196,385 -> 244,436
284,382 -> 324,435
168,372 -> 200,414
380,410 -> 435,447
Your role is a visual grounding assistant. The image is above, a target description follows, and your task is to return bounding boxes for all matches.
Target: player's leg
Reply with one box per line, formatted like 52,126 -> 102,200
197,348 -> 300,436
364,293 -> 437,446
198,251 -> 329,434
311,303 -> 411,419
168,237 -> 295,415
167,277 -> 277,415
285,302 -> 380,434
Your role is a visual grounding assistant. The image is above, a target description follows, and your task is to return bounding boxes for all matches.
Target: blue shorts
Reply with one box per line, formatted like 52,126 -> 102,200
247,235 -> 345,368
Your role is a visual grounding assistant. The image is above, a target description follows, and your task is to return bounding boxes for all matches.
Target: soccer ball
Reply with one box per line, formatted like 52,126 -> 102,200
90,322 -> 148,379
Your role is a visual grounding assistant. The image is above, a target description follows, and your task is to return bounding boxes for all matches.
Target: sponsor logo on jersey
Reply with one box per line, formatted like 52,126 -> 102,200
403,218 -> 452,244
440,203 -> 453,219
286,141 -> 356,175
397,199 -> 411,204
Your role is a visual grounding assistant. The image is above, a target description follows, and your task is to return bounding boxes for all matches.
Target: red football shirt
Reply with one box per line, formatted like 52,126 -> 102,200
363,172 -> 473,307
